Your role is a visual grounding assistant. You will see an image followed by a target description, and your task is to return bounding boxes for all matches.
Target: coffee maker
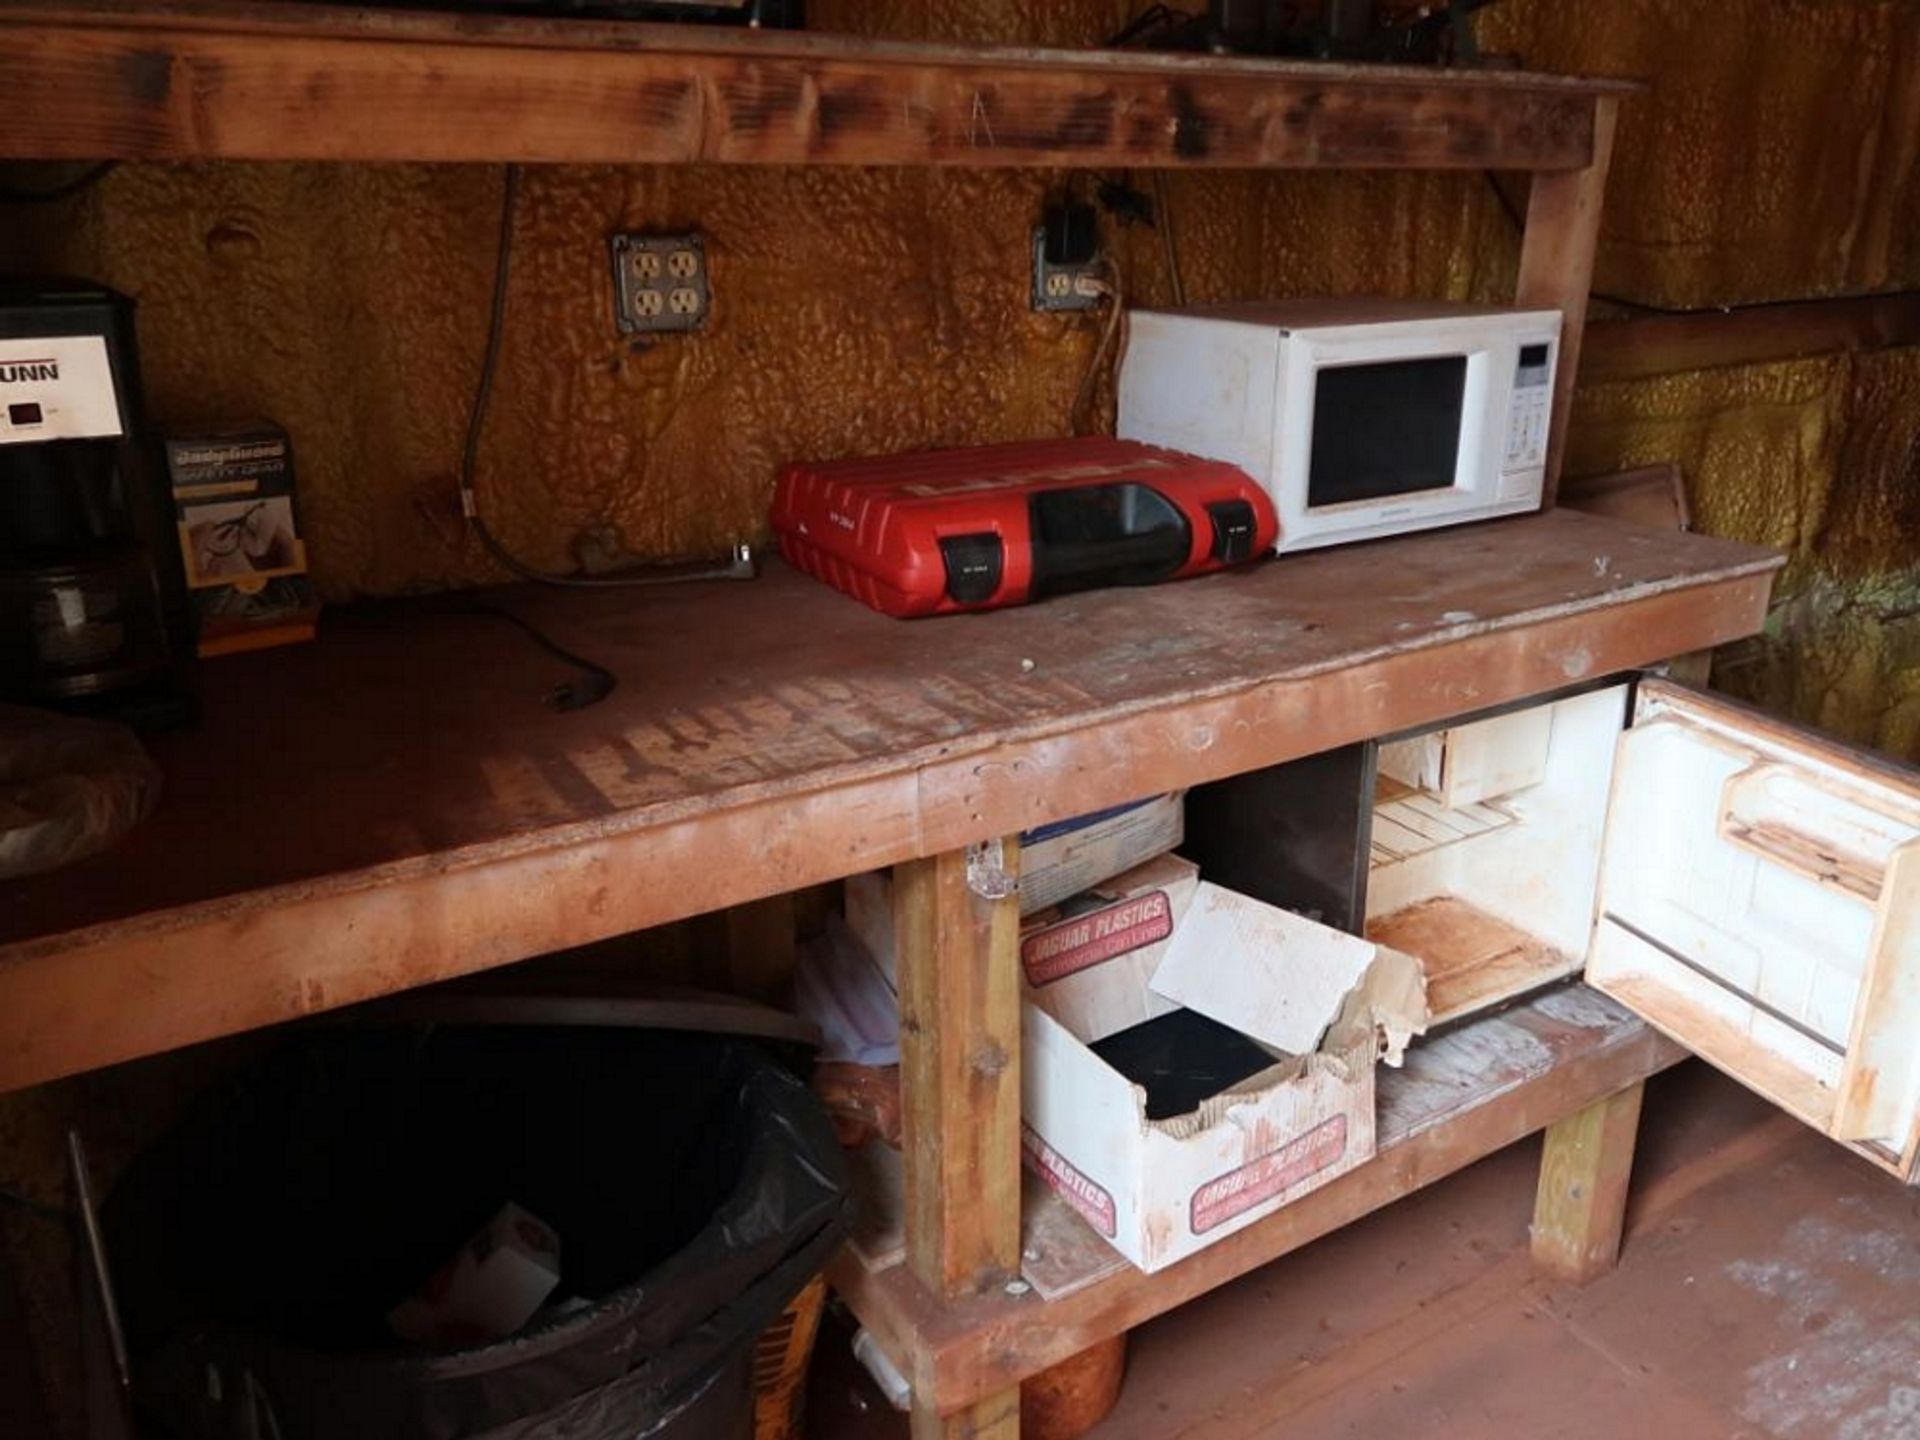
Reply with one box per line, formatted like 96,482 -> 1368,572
0,280 -> 195,727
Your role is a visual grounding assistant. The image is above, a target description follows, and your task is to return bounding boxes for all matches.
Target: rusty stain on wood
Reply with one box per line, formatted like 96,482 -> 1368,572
1367,895 -> 1573,1025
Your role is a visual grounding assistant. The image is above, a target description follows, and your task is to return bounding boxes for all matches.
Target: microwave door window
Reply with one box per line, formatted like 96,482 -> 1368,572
1306,355 -> 1468,508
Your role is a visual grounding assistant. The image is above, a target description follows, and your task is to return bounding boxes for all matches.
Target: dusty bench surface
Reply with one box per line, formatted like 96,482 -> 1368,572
0,510 -> 1779,1091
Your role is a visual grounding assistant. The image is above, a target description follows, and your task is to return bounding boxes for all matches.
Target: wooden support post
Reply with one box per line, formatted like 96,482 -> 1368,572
723,891 -> 797,1004
894,840 -> 1024,1297
1531,1078 -> 1645,1283
1664,651 -> 1714,688
1516,94 -> 1620,506
1581,293 -> 1920,382
913,1388 -> 1021,1440
897,840 -> 1024,1438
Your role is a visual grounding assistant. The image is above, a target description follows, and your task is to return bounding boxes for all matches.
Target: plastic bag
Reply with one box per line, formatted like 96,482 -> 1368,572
105,1026 -> 848,1440
0,704 -> 160,879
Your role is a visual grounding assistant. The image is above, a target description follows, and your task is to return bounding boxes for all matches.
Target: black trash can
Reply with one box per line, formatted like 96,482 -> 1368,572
103,1025 -> 848,1440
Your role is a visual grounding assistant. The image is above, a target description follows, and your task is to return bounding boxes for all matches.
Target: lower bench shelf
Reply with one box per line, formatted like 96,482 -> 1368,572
826,983 -> 1685,1415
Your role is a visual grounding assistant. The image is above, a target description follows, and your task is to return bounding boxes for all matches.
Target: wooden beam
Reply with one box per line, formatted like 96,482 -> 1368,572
1530,1079 -> 1645,1283
723,893 -> 797,1004
1516,94 -> 1619,506
1580,292 -> 1920,382
1559,463 -> 1690,534
895,842 -> 1024,1299
0,1 -> 1625,169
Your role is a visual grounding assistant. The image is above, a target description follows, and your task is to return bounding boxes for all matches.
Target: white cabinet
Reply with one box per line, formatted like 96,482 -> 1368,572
1356,678 -> 1920,1182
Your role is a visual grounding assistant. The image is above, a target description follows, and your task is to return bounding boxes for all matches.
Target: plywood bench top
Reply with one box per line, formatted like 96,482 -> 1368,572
0,509 -> 1779,1091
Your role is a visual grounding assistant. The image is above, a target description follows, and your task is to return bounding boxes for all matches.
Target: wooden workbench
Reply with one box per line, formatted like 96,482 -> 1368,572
0,510 -> 1778,1096
0,14 -> 1752,1434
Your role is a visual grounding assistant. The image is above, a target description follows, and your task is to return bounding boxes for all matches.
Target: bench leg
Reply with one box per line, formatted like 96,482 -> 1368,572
913,1388 -> 1021,1440
896,840 -> 1024,1437
894,839 -> 1024,1297
1531,1079 -> 1646,1283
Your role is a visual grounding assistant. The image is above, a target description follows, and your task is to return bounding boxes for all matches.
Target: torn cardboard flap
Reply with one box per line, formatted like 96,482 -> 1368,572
1334,942 -> 1428,1068
1148,881 -> 1423,1057
1021,875 -> 1428,1273
1020,852 -> 1197,1042
1152,1048 -> 1317,1140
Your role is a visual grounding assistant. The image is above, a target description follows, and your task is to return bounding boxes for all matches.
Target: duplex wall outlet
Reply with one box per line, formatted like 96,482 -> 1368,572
1031,226 -> 1104,313
611,232 -> 710,334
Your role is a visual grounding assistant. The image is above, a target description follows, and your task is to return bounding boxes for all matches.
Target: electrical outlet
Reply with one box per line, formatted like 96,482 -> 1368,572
1031,226 -> 1103,313
611,232 -> 709,334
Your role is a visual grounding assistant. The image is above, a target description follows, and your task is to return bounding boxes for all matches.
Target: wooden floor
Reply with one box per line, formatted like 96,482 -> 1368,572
809,1062 -> 1920,1439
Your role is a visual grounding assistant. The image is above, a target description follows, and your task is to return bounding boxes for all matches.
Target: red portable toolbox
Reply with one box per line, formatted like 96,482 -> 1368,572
771,437 -> 1278,618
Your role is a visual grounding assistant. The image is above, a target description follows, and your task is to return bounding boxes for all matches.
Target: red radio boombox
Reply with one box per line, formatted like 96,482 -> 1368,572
771,437 -> 1279,618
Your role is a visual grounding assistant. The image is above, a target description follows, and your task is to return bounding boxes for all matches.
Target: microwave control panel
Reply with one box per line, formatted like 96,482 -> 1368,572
1502,341 -> 1554,469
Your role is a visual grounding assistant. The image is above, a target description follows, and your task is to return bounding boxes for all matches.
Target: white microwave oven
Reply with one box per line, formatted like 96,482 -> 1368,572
1116,300 -> 1563,553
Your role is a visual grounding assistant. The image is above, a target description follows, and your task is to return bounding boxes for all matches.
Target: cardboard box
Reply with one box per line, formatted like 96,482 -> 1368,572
847,855 -> 1427,1273
1018,792 -> 1184,916
1023,881 -> 1426,1272
165,420 -> 320,656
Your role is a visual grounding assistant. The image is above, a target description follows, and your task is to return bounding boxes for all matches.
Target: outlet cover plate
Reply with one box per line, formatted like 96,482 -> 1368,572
611,232 -> 710,334
1031,226 -> 1102,313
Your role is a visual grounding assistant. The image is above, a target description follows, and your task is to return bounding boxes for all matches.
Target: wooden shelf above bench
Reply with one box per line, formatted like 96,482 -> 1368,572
0,0 -> 1634,168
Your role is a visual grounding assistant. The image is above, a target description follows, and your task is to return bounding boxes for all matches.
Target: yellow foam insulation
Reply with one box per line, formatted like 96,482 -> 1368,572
1486,0 -> 1920,304
1571,346 -> 1919,758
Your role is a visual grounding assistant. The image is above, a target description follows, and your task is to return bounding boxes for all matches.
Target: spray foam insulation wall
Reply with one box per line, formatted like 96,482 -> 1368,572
4,160 -> 1520,598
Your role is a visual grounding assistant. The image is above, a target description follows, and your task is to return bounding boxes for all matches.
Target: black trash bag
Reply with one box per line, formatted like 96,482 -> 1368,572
102,1026 -> 848,1440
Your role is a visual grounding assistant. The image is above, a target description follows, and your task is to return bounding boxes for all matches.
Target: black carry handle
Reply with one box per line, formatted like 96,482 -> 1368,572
1027,482 -> 1194,599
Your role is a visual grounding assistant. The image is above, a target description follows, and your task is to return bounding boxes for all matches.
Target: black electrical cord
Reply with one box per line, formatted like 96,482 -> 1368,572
0,1182 -> 68,1224
458,166 -> 637,588
0,160 -> 119,205
454,601 -> 617,712
446,163 -> 618,710
458,162 -> 574,586
1106,3 -> 1191,47
460,164 -> 750,592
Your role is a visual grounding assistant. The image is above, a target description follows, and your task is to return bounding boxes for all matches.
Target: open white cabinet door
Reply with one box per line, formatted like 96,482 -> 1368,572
1590,679 -> 1920,1181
